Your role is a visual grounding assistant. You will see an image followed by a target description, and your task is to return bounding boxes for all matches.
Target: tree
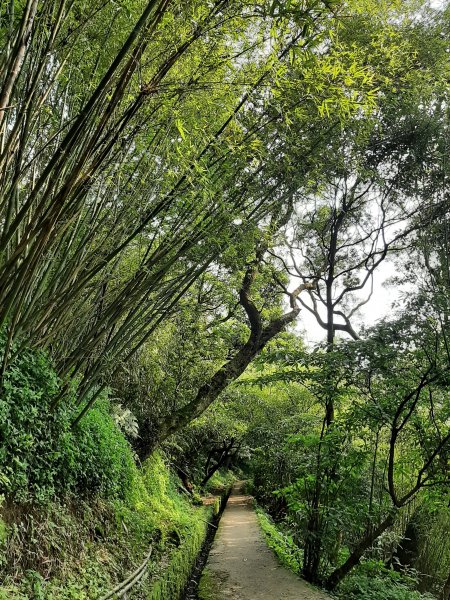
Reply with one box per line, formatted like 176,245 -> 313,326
135,226 -> 314,459
0,0 -> 384,426
324,309 -> 450,589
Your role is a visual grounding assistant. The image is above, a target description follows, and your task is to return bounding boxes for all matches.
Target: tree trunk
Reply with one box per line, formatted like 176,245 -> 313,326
135,251 -> 306,461
303,506 -> 322,584
134,417 -> 159,462
391,510 -> 420,571
138,337 -> 263,461
326,510 -> 398,591
139,305 -> 300,460
441,570 -> 450,600
175,465 -> 194,494
200,441 -> 234,488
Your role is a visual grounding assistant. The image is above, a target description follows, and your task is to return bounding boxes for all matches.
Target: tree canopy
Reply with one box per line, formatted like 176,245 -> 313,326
1,1 -> 450,599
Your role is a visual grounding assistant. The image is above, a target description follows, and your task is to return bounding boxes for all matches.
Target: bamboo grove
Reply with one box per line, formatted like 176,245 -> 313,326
1,0 -> 450,598
0,0 -> 368,415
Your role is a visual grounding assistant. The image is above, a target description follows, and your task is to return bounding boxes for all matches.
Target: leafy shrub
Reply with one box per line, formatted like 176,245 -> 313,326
336,561 -> 436,600
0,335 -> 135,504
68,400 -> 135,499
0,342 -> 70,503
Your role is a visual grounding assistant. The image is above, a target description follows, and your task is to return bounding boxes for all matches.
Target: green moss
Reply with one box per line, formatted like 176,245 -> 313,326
198,569 -> 224,600
147,505 -> 211,600
144,473 -> 226,599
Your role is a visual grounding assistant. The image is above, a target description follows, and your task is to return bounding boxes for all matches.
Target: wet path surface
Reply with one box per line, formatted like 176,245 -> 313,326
199,483 -> 331,600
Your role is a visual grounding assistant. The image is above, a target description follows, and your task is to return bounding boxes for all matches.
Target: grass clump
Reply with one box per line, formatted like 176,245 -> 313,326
256,507 -> 302,574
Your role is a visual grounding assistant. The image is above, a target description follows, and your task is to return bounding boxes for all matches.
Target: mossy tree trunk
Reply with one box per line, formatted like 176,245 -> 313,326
137,248 -> 311,461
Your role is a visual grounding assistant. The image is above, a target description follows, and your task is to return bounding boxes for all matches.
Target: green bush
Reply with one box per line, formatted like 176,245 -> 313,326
0,342 -> 70,503
336,561 -> 436,600
0,335 -> 135,504
68,400 -> 135,499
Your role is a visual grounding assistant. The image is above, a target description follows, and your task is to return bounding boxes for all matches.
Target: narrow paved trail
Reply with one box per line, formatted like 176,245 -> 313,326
199,483 -> 331,600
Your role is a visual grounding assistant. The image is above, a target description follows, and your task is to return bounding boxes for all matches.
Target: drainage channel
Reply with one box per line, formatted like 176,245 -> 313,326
181,489 -> 231,600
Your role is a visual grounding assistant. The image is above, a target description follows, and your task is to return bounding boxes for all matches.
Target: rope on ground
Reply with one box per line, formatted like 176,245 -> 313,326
99,546 -> 153,599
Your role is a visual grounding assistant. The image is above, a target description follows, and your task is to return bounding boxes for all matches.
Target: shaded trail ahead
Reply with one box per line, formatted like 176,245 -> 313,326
199,483 -> 330,599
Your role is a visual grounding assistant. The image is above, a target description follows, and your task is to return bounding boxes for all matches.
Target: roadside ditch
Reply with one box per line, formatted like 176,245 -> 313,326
181,488 -> 231,600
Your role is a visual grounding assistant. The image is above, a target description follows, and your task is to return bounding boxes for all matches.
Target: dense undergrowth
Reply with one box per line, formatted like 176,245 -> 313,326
0,341 -> 219,599
1,447 -> 217,599
256,508 -> 435,600
0,334 -> 136,505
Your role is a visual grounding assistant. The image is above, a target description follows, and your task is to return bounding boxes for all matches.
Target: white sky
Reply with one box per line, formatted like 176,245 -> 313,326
287,0 -> 446,345
296,259 -> 403,344
296,0 -> 448,344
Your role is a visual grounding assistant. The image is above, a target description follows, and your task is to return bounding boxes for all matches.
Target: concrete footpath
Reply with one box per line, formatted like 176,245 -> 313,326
198,483 -> 331,600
